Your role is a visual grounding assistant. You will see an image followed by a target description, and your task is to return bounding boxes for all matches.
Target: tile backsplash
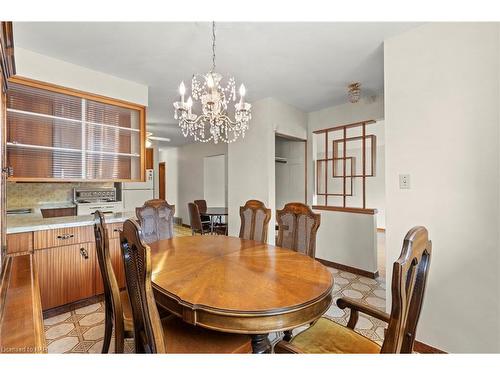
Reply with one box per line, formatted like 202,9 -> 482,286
7,182 -> 113,209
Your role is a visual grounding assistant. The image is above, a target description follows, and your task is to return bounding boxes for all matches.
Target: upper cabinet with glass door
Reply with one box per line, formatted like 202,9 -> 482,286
5,77 -> 146,182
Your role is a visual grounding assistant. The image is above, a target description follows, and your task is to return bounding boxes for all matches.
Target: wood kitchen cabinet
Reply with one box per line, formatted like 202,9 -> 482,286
34,242 -> 96,310
5,76 -> 146,182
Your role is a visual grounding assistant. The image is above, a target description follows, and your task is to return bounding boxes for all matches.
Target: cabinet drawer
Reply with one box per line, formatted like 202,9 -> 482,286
33,225 -> 94,250
108,222 -> 124,239
7,232 -> 33,255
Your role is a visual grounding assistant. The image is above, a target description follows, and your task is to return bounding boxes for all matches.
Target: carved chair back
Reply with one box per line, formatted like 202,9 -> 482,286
276,203 -> 320,258
382,226 -> 432,353
239,200 -> 271,242
93,211 -> 124,344
120,219 -> 166,353
136,199 -> 175,244
194,199 -> 207,214
188,202 -> 204,233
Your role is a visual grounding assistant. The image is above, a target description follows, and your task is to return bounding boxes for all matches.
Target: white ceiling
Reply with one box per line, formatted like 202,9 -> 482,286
12,22 -> 419,146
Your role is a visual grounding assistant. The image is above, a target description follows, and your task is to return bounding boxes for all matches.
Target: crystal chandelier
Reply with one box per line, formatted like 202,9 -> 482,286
173,22 -> 252,144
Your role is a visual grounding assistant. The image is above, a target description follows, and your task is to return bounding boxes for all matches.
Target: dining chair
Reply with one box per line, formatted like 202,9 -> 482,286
188,202 -> 211,235
276,202 -> 321,258
119,218 -> 253,353
136,199 -> 175,243
194,199 -> 211,224
93,211 -> 134,353
275,226 -> 432,354
239,200 -> 271,242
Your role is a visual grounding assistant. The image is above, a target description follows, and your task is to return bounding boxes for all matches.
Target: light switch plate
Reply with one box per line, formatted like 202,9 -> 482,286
399,174 -> 410,189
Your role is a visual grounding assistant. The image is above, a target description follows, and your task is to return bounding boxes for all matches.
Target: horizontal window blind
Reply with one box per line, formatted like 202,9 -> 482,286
6,81 -> 144,181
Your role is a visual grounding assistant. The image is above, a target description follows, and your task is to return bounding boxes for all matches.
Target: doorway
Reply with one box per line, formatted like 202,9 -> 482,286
159,162 -> 166,200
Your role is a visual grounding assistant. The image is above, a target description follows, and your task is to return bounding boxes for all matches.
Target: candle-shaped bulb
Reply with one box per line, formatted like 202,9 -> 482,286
187,96 -> 193,108
179,81 -> 186,104
206,74 -> 214,88
239,84 -> 246,104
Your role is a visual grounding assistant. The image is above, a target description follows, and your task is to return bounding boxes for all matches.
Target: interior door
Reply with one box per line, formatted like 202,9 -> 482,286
159,162 -> 166,200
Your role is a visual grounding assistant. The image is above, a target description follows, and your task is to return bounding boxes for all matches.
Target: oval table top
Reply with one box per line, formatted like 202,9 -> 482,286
149,235 -> 333,336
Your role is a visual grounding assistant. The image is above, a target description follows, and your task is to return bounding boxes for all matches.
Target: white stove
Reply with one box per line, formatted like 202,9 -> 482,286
73,188 -> 124,216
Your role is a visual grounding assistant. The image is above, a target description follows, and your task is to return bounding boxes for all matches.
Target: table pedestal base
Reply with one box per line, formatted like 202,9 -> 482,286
251,334 -> 271,354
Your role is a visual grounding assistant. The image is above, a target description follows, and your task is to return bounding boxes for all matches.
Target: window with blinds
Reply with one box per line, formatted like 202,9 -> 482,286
6,79 -> 145,181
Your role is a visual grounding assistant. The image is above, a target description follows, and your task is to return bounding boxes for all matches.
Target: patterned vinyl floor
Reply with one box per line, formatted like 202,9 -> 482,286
43,225 -> 387,353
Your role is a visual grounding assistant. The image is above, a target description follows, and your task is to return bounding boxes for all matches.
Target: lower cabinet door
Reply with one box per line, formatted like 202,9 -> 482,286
95,238 -> 126,295
34,242 -> 96,310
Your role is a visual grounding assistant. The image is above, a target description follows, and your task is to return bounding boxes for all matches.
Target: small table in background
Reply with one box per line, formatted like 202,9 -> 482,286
205,207 -> 228,233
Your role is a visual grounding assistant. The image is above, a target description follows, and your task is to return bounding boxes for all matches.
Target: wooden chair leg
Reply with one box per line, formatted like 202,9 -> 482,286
114,319 -> 125,354
102,308 -> 113,353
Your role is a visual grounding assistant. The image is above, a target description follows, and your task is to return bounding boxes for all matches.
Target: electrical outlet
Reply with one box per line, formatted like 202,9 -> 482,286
399,174 -> 410,189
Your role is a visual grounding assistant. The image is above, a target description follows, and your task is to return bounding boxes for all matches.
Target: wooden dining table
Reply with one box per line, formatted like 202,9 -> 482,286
149,235 -> 333,353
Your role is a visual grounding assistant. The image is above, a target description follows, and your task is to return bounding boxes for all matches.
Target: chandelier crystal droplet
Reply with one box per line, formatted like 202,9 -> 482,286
173,22 -> 252,144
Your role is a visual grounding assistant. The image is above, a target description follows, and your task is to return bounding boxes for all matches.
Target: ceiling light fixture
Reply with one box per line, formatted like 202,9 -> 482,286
347,82 -> 361,103
173,22 -> 252,144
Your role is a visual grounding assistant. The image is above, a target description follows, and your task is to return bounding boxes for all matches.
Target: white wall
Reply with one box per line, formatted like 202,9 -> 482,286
204,154 -> 227,207
228,98 -> 307,243
384,23 -> 500,353
159,147 -> 179,212
171,142 -> 227,225
15,47 -> 148,105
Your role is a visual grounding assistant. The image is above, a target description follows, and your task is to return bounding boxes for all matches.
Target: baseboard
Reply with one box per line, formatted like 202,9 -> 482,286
43,294 -> 104,319
316,258 -> 379,279
414,340 -> 447,354
181,223 -> 191,229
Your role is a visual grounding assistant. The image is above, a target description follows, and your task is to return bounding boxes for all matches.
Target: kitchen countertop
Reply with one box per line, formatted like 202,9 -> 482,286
7,211 -> 136,234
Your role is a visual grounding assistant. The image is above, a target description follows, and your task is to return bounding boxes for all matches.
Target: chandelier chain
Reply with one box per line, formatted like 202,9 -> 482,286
211,21 -> 216,72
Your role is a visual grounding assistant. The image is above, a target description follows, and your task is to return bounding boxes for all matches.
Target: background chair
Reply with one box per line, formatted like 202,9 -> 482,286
188,202 -> 211,235
239,199 -> 271,242
276,202 -> 321,258
136,199 -> 175,243
275,226 -> 432,354
119,219 -> 252,353
94,211 -> 133,353
194,199 -> 211,224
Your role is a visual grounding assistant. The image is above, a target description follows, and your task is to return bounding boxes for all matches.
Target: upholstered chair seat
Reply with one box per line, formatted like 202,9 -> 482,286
288,317 -> 380,354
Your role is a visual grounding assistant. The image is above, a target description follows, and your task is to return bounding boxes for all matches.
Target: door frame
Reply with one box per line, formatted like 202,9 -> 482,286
158,162 -> 166,200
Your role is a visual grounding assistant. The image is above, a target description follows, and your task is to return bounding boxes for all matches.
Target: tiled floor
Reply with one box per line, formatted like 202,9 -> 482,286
44,225 -> 387,353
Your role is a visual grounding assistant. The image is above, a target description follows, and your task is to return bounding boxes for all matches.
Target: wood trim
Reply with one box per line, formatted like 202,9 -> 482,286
0,22 -> 16,92
8,76 -> 146,111
42,294 -> 104,320
414,340 -> 447,354
8,177 -> 146,183
316,258 -> 379,279
312,205 -> 377,215
312,119 -> 376,134
181,223 -> 191,229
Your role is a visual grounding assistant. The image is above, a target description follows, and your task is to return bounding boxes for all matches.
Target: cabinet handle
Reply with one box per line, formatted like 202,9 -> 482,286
57,234 -> 74,240
80,247 -> 89,259
113,228 -> 120,232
